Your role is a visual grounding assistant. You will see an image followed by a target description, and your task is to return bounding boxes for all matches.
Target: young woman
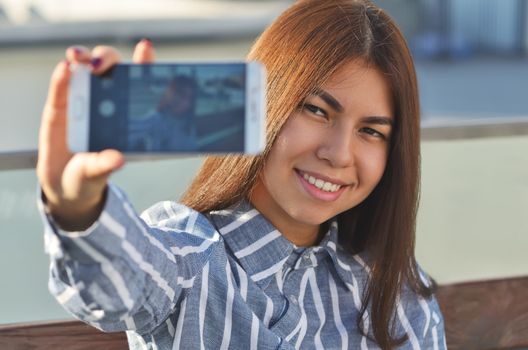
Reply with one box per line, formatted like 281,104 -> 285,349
37,0 -> 446,349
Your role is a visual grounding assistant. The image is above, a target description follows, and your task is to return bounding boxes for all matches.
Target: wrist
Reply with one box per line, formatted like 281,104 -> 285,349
43,187 -> 108,232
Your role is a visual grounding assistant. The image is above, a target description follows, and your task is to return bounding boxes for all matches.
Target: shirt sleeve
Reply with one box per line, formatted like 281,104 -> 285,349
38,183 -> 221,335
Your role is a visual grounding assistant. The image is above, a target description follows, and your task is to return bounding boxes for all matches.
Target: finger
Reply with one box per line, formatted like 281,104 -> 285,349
82,149 -> 125,179
37,60 -> 72,184
66,45 -> 91,65
132,39 -> 156,64
42,60 -> 71,122
90,45 -> 123,74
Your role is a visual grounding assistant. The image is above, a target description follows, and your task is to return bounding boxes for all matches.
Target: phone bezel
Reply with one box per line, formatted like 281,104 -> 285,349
245,61 -> 266,155
67,64 -> 91,153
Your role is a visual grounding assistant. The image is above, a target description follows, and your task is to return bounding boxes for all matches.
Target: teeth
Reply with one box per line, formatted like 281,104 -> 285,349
302,173 -> 341,193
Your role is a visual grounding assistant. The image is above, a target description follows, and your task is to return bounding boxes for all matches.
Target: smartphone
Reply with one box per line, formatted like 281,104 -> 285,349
67,62 -> 265,155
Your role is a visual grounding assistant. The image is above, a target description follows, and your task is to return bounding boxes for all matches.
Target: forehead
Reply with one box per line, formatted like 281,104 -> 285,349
322,60 -> 393,117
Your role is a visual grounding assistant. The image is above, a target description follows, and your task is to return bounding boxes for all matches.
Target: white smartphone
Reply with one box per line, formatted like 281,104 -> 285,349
67,62 -> 266,155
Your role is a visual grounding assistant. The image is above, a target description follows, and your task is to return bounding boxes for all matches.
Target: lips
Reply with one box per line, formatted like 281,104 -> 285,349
295,169 -> 349,202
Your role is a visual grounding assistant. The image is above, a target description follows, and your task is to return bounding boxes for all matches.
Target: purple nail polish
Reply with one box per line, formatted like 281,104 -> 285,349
73,47 -> 82,54
91,57 -> 102,69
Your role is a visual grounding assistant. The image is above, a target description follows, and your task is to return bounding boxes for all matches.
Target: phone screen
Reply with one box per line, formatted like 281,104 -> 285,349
89,63 -> 246,153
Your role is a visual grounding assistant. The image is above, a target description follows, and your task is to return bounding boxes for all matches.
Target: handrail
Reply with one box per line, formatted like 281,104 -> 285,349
421,116 -> 528,140
0,151 -> 38,172
1,118 -> 527,171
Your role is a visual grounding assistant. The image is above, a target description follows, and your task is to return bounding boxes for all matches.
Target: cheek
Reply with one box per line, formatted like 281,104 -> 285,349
359,147 -> 389,187
259,140 -> 288,190
271,134 -> 290,155
267,119 -> 312,163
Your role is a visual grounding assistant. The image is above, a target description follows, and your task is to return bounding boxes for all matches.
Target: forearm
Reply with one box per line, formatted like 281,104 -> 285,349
38,183 -> 220,334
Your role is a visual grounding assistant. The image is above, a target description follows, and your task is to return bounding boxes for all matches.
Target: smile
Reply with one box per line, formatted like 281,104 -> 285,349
301,173 -> 341,192
295,169 -> 349,202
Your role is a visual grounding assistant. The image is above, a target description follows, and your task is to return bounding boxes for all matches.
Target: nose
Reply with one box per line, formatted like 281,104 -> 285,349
316,128 -> 355,168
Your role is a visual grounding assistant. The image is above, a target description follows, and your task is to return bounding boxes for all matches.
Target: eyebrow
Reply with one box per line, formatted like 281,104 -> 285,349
361,116 -> 394,127
313,89 -> 393,126
313,89 -> 344,113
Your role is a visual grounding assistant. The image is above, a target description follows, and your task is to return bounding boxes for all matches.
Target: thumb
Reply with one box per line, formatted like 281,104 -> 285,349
82,149 -> 125,180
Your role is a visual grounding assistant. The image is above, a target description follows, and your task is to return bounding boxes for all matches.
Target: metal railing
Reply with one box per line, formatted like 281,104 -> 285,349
420,116 -> 528,140
2,117 -> 527,171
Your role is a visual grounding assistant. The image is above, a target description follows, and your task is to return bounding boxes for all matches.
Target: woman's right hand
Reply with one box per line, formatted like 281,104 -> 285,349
37,40 -> 155,231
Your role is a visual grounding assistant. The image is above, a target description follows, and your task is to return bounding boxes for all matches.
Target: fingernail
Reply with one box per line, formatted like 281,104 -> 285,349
73,47 -> 83,54
140,38 -> 152,46
91,57 -> 102,69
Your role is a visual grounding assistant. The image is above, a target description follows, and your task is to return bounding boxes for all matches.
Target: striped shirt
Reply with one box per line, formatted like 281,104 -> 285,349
39,184 -> 447,349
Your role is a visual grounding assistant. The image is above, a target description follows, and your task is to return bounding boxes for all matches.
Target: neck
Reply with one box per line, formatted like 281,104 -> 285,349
284,225 -> 321,247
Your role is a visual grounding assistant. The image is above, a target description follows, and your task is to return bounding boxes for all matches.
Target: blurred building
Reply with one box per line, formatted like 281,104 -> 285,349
0,0 -> 526,59
377,0 -> 528,59
0,0 -> 292,46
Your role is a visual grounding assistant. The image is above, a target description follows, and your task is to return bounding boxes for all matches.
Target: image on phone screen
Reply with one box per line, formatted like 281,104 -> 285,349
90,63 -> 247,153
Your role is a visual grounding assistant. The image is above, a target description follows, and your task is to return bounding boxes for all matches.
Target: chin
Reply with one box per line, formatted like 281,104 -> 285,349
288,205 -> 335,226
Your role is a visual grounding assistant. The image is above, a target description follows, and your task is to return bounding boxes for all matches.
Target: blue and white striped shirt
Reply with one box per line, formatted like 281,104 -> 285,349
39,184 -> 446,349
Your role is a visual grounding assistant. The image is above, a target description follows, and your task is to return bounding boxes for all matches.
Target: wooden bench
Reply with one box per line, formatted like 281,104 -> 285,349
436,276 -> 528,349
1,276 -> 527,350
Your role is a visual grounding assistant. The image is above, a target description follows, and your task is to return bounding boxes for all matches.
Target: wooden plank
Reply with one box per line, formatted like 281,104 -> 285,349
436,276 -> 528,350
0,319 -> 127,350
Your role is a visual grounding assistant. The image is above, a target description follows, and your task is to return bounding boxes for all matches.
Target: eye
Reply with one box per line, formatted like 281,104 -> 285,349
304,103 -> 328,119
360,127 -> 387,140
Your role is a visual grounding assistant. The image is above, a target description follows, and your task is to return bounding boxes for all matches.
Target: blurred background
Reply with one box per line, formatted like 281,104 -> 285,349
0,0 -> 526,324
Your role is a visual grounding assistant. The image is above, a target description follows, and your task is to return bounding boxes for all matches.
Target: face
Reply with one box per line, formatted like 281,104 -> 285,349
168,86 -> 194,116
251,59 -> 394,245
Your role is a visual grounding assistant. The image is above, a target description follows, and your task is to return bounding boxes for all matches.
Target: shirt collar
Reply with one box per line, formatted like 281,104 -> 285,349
208,200 -> 369,289
208,200 -> 293,288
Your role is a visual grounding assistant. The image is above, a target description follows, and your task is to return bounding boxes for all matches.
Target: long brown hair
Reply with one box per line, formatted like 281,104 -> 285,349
181,0 -> 434,348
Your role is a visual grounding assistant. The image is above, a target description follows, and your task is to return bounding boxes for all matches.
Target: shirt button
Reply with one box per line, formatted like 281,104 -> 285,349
303,254 -> 311,260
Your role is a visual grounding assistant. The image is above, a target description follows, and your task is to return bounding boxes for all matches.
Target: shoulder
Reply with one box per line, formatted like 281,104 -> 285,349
400,262 -> 439,309
140,200 -> 219,240
398,263 -> 446,346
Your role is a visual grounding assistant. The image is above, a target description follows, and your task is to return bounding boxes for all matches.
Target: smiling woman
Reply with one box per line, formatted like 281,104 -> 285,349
250,60 -> 394,247
180,1 -> 436,347
36,0 -> 444,349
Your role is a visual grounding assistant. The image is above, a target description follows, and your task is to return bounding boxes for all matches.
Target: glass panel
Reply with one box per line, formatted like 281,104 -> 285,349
417,135 -> 528,284
2,137 -> 527,323
0,157 -> 203,324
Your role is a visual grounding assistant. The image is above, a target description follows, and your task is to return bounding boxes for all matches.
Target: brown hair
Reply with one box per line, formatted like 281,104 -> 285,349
181,0 -> 434,348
